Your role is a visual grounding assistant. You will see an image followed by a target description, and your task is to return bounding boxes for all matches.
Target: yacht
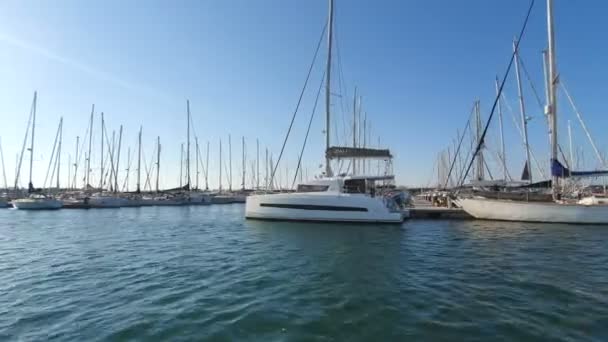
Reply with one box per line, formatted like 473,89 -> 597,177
246,176 -> 406,223
12,194 -> 63,210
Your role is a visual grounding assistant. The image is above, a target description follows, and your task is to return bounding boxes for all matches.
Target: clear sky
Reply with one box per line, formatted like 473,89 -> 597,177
1,0 -> 607,190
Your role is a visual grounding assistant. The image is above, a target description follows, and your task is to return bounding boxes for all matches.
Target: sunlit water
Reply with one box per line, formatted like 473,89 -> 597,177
0,204 -> 607,341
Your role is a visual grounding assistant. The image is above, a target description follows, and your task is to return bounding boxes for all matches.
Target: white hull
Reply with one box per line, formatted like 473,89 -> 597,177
246,192 -> 405,223
88,196 -> 126,208
457,197 -> 608,224
12,198 -> 63,210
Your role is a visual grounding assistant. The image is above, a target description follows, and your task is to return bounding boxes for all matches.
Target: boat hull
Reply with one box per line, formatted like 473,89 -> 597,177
12,198 -> 63,210
246,193 -> 404,223
88,196 -> 126,208
457,197 -> 608,224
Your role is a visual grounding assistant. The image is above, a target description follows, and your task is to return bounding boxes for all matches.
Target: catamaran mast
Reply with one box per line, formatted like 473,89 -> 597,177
546,0 -> 559,200
514,39 -> 532,182
324,0 -> 334,177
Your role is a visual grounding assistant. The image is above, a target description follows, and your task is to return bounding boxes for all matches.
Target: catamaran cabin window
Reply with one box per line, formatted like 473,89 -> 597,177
297,184 -> 329,192
343,179 -> 366,194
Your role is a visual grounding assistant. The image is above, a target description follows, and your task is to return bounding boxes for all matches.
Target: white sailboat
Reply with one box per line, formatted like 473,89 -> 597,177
245,0 -> 405,224
12,92 -> 63,210
457,0 -> 608,224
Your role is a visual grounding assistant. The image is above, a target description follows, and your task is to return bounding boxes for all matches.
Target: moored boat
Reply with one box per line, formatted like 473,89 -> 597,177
12,194 -> 63,210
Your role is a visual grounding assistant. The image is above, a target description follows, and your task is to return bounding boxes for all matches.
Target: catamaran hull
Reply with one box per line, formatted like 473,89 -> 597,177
457,197 -> 608,224
246,193 -> 405,223
12,199 -> 63,210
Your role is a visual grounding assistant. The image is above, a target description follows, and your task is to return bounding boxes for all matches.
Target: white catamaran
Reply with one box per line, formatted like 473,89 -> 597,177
245,0 -> 406,223
457,0 -> 608,224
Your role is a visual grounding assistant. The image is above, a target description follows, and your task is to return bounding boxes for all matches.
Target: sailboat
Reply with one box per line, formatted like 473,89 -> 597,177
457,0 -> 608,224
245,0 -> 405,223
12,92 -> 63,210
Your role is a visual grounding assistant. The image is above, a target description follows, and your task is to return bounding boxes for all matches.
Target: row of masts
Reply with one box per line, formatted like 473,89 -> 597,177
2,94 -> 314,194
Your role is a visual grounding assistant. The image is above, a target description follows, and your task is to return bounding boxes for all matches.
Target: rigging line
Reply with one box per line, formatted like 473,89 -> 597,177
292,71 -> 326,189
270,20 -> 327,186
14,96 -> 35,189
42,121 -> 62,189
517,54 -> 545,112
443,103 -> 475,188
459,0 -> 536,188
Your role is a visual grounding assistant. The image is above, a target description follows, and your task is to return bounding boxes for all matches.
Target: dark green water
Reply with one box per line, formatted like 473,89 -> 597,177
0,204 -> 607,341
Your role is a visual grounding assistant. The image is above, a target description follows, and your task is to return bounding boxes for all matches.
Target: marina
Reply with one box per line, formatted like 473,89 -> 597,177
2,0 -> 608,340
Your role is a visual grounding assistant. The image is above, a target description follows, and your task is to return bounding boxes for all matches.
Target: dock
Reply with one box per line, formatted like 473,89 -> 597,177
408,198 -> 472,220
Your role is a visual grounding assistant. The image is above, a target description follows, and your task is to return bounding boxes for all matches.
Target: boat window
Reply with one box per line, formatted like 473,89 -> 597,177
343,179 -> 366,194
296,184 -> 329,192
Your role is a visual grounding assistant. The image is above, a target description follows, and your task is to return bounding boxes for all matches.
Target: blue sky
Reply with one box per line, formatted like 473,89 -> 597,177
1,0 -> 608,189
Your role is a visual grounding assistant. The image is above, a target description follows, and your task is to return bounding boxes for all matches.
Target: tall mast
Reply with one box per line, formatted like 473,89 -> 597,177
352,86 -> 357,175
100,112 -> 104,191
137,126 -> 142,193
513,39 -> 532,182
241,136 -> 245,190
115,125 -> 123,193
475,101 -> 484,181
205,141 -> 209,190
56,117 -> 63,189
186,100 -> 191,189
67,154 -> 71,190
156,136 -> 161,192
256,139 -> 260,189
195,137 -> 199,190
219,138 -> 223,193
324,0 -> 334,177
85,104 -> 94,190
125,148 -> 130,192
179,143 -> 183,188
546,0 -> 559,199
228,134 -> 232,192
363,111 -> 367,174
495,78 -> 507,180
28,91 -> 37,192
110,130 -> 115,191
73,136 -> 79,190
568,120 -> 574,168
265,148 -> 269,190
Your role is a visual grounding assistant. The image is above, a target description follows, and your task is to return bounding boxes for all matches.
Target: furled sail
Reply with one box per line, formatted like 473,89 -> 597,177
551,159 -> 608,178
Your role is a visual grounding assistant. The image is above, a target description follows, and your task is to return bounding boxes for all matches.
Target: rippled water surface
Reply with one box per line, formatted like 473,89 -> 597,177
1,204 -> 607,341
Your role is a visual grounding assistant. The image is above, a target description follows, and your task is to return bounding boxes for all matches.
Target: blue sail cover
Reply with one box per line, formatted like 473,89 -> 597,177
551,159 -> 608,178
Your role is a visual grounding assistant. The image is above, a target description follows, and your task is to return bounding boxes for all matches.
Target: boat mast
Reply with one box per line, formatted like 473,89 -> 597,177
28,91 -> 37,192
137,126 -> 142,193
495,78 -> 507,181
100,112 -> 104,191
179,143 -> 183,188
195,137 -> 199,190
115,125 -> 122,193
474,101 -> 484,181
125,147 -> 130,192
546,0 -> 559,200
241,136 -> 245,190
86,105 -> 94,190
568,120 -> 574,168
186,100 -> 191,189
513,38 -> 532,182
156,136 -> 161,192
352,86 -> 357,175
205,141 -> 209,190
363,111 -> 367,174
265,147 -> 269,190
219,138 -> 223,193
228,134 -> 232,192
324,0 -> 334,177
73,136 -> 79,190
56,117 -> 63,189
256,139 -> 260,189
